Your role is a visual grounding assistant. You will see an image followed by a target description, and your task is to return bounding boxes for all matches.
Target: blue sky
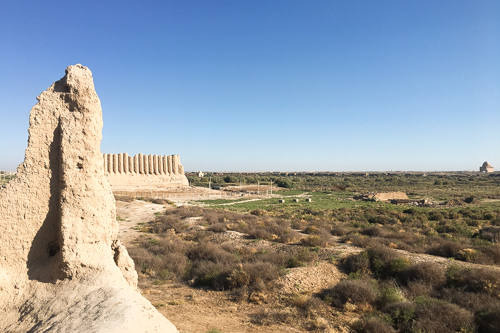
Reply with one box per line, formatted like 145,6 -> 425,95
1,1 -> 499,172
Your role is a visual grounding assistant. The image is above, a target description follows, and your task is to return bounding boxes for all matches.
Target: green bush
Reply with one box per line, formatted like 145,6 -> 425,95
324,279 -> 377,308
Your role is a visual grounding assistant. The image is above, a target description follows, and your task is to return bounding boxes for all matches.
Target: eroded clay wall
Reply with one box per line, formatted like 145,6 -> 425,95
103,153 -> 188,188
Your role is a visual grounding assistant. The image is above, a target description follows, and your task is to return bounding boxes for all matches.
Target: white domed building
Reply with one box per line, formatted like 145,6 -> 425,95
480,161 -> 494,173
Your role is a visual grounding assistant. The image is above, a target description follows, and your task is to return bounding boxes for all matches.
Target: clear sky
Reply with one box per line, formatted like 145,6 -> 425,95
1,1 -> 499,172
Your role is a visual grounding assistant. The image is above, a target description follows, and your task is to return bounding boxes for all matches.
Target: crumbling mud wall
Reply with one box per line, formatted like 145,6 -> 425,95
104,152 -> 188,188
0,65 -> 178,332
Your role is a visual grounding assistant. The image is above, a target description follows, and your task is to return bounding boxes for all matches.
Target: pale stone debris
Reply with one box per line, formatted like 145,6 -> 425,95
0,64 -> 178,332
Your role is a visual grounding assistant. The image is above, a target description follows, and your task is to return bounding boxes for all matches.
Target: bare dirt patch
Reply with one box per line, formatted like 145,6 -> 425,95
116,199 -> 168,247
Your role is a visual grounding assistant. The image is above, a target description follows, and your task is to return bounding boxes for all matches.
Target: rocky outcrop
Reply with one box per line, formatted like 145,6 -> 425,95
0,65 -> 178,332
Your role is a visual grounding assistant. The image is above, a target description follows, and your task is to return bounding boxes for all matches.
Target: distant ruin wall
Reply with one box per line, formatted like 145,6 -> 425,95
373,192 -> 409,201
103,153 -> 188,188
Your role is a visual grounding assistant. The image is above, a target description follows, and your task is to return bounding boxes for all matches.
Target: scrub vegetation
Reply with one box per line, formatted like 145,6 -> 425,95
128,171 -> 500,332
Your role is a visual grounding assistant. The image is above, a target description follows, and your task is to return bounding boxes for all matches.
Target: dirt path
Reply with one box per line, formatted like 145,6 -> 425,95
116,200 -> 167,247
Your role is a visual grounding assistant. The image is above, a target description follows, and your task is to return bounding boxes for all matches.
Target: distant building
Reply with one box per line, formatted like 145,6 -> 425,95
480,161 -> 494,173
198,171 -> 205,178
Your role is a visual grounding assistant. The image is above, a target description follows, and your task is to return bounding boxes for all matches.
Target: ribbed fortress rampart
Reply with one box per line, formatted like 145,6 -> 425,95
104,153 -> 188,189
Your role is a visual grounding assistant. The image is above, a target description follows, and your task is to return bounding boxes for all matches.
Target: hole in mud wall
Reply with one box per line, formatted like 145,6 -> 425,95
48,242 -> 60,257
77,156 -> 84,169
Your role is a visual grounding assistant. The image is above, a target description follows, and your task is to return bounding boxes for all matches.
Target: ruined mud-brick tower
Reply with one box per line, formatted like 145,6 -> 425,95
0,64 -> 178,332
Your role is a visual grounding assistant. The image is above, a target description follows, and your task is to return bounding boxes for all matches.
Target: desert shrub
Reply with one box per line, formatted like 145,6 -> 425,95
278,229 -> 300,243
251,307 -> 297,326
400,262 -> 445,287
383,302 -> 416,331
228,264 -> 249,288
477,244 -> 500,264
386,231 -> 420,244
296,248 -> 319,263
412,297 -> 475,333
378,287 -> 404,307
436,287 -> 500,313
304,225 -> 319,234
296,295 -> 324,311
354,317 -> 396,333
244,218 -> 297,243
446,266 -> 500,297
360,226 -> 388,237
286,256 -> 305,268
152,198 -> 167,204
114,195 -> 134,202
250,249 -> 287,266
210,223 -> 227,233
243,261 -> 278,287
285,249 -> 318,269
151,215 -> 186,233
143,236 -> 189,256
368,215 -> 392,225
426,239 -> 467,258
250,209 -> 266,216
239,213 -> 258,223
480,226 -> 500,243
188,242 -> 237,263
476,308 -> 500,333
403,281 -> 434,299
160,252 -> 189,277
203,210 -> 221,224
342,252 -> 371,275
331,225 -> 350,236
247,227 -> 269,240
128,247 -> 156,274
342,234 -> 381,248
190,260 -> 234,289
324,279 -> 377,308
171,205 -> 204,218
184,229 -> 210,242
366,246 -> 410,278
300,229 -> 332,247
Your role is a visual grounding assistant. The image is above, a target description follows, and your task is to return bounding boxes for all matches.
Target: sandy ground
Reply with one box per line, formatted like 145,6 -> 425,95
116,200 -> 167,247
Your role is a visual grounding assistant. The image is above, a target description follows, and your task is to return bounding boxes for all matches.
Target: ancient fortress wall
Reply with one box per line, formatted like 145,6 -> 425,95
104,153 -> 188,189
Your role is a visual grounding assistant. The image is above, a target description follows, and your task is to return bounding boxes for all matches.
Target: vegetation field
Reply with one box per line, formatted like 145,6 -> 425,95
126,172 -> 500,332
